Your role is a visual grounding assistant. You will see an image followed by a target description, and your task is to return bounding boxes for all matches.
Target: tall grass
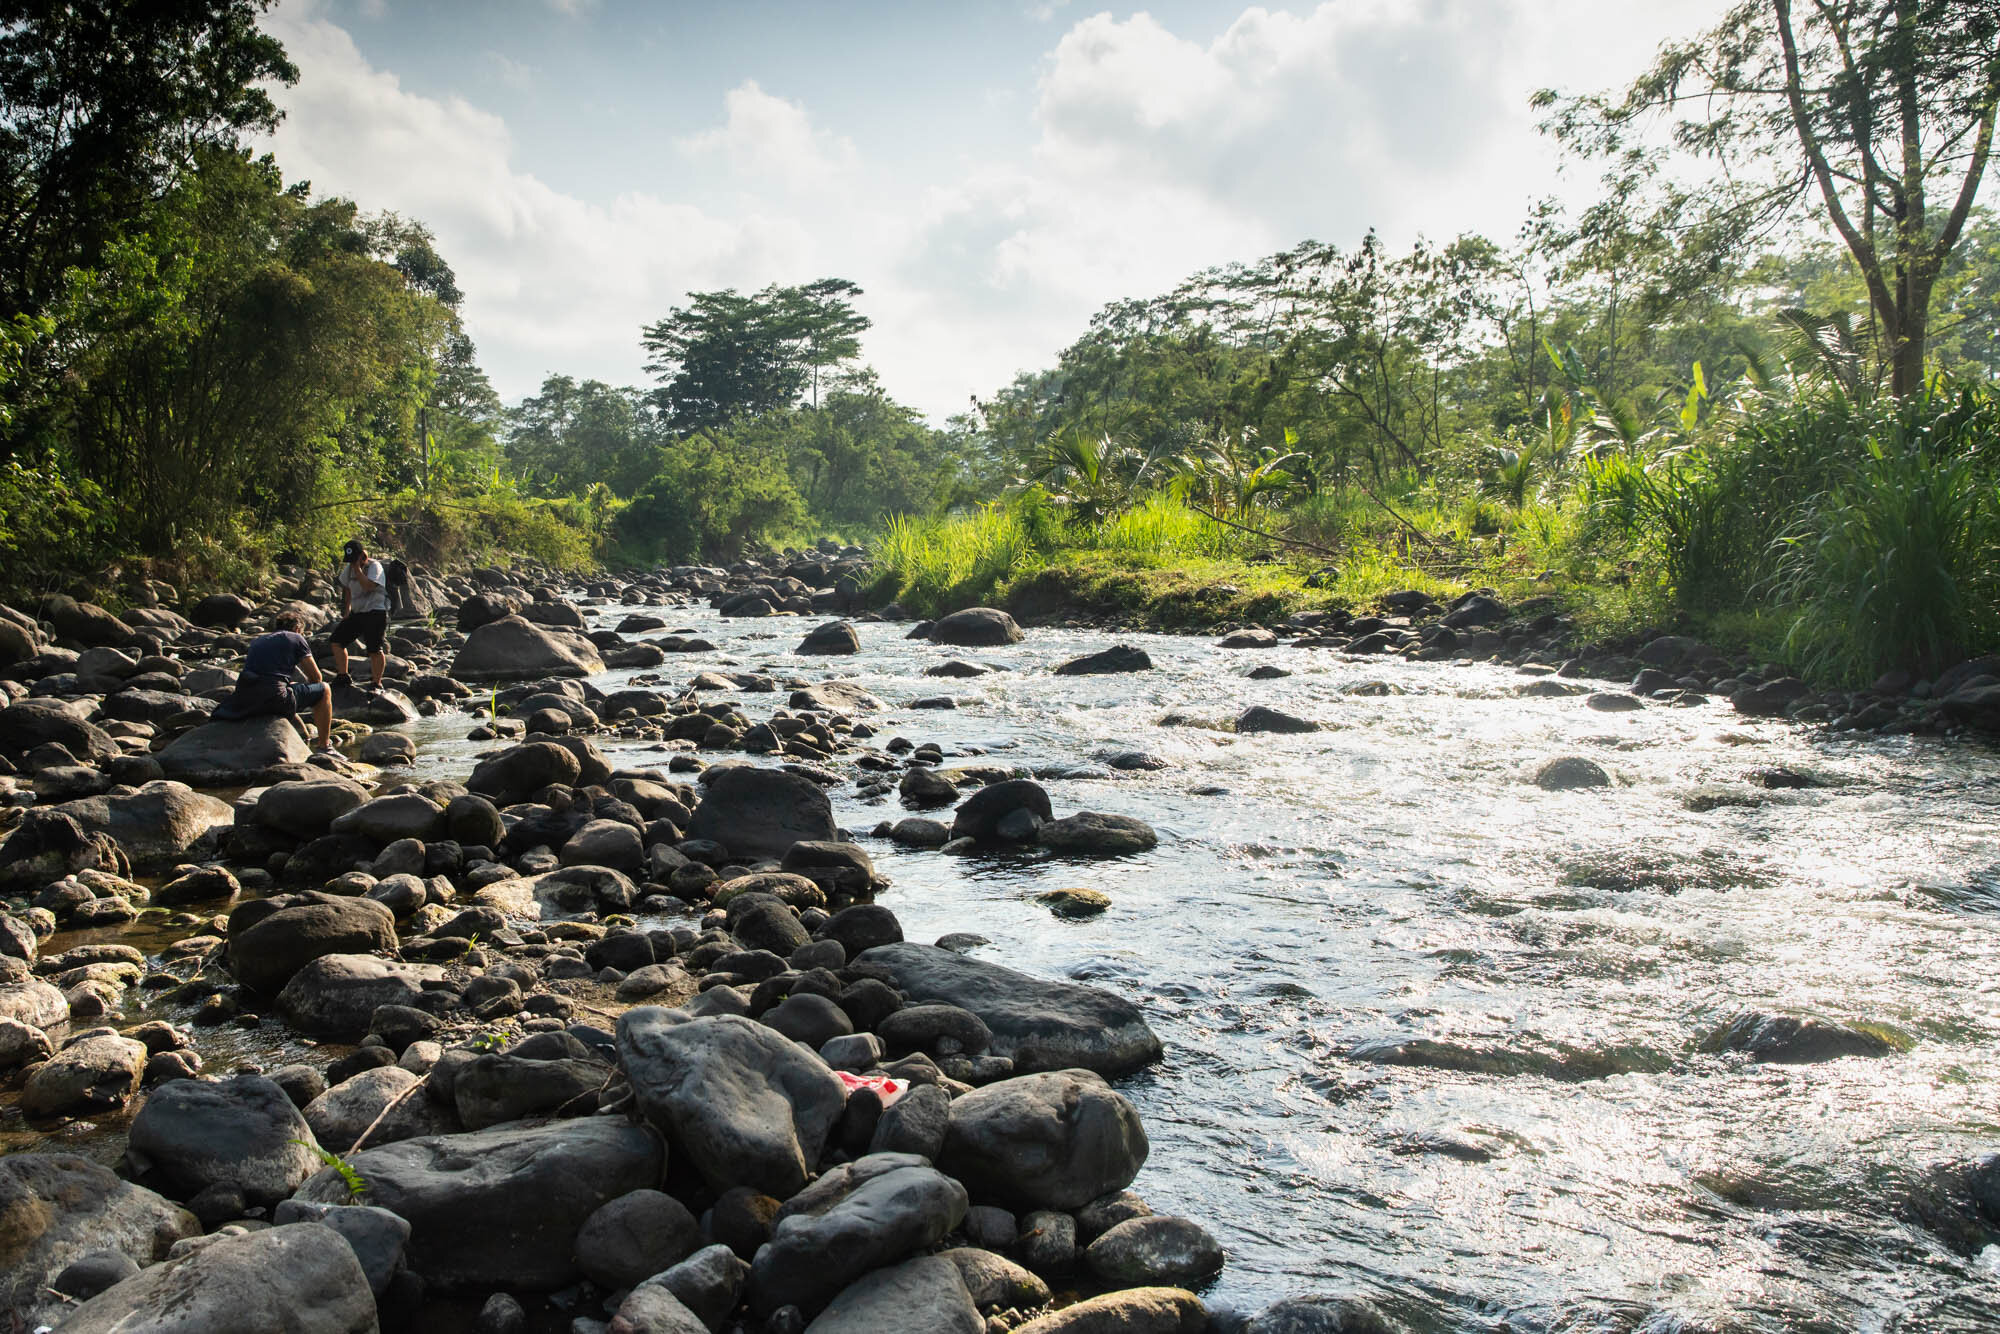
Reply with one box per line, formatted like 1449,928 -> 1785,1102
872,504 -> 1046,612
1094,494 -> 1243,561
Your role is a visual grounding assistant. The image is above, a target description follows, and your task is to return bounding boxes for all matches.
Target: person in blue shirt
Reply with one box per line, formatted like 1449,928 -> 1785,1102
214,611 -> 335,751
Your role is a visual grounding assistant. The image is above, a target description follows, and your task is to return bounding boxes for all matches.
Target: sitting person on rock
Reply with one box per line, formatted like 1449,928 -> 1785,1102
214,611 -> 335,751
328,538 -> 389,690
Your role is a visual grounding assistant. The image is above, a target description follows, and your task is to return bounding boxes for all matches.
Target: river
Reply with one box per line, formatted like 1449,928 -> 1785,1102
20,598 -> 2000,1331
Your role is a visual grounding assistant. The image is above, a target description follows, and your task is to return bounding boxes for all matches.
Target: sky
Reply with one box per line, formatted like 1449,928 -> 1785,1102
260,0 -> 1730,421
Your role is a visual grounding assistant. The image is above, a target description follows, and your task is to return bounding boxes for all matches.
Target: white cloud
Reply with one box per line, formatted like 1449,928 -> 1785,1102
485,51 -> 536,92
261,0 -> 1723,420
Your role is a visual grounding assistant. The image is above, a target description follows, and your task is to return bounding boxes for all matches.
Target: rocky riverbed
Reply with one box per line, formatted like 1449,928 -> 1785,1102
2,555 -> 1999,1333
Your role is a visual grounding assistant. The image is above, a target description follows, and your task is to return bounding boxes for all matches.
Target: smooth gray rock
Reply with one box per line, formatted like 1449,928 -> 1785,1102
609,1283 -> 709,1334
749,1153 -> 969,1317
942,1070 -> 1149,1211
858,942 -> 1162,1075
1534,757 -> 1610,790
254,780 -> 371,839
126,1073 -> 323,1206
452,614 -> 605,681
295,1117 -> 664,1292
305,1065 -> 453,1150
575,1188 -> 701,1289
277,955 -> 441,1041
271,1200 -> 412,1297
686,766 -> 838,860
231,897 -> 398,994
1084,1215 -> 1225,1287
58,1222 -> 378,1334
804,1254 -> 982,1333
331,793 -> 445,843
454,1051 -> 611,1129
931,608 -> 1022,647
1036,810 -> 1158,856
940,1246 -> 1050,1312
618,1009 -> 845,1197
643,1243 -> 748,1331
1011,1287 -> 1207,1334
0,1154 -> 198,1325
158,716 -> 311,785
1243,1294 -> 1407,1333
21,1031 -> 146,1116
49,781 -> 232,870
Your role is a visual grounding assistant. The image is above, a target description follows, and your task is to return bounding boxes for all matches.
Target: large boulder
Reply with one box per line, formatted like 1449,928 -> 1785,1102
0,1155 -> 199,1326
453,1051 -> 613,1130
749,1154 -> 970,1317
467,740 -> 583,806
159,716 -> 311,786
330,793 -> 445,843
931,607 -> 1023,647
58,1221 -> 378,1334
307,1065 -> 453,1148
790,680 -> 884,713
40,594 -> 134,647
50,781 -> 232,871
125,1074 -> 324,1206
950,779 -> 1054,842
451,614 -> 604,682
0,810 -> 128,895
1084,1216 -> 1225,1287
21,1031 -> 147,1117
1037,811 -> 1158,857
254,780 -> 371,839
0,615 -> 37,665
802,1254 -> 982,1334
941,1071 -> 1149,1211
797,621 -> 860,655
189,592 -> 255,628
276,955 -> 441,1041
230,897 -> 398,994
618,1009 -> 846,1198
1701,1012 -> 1898,1064
1054,645 -> 1152,676
859,942 -> 1162,1075
295,1117 -> 664,1293
0,697 -> 119,764
687,766 -> 839,860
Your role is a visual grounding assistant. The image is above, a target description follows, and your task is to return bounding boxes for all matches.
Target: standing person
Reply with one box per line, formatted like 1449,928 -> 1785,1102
214,611 -> 335,750
328,538 -> 390,690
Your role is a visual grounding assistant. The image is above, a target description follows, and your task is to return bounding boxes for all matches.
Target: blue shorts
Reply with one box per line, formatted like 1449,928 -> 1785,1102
290,680 -> 328,711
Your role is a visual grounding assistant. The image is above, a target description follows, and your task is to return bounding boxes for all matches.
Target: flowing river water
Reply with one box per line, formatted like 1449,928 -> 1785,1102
16,599 -> 2000,1331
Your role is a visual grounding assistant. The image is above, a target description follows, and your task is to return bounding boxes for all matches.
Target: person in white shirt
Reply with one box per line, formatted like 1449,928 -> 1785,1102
328,538 -> 389,689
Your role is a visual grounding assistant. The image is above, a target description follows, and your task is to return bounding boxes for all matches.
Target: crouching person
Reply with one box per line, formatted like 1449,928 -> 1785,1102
214,611 -> 334,751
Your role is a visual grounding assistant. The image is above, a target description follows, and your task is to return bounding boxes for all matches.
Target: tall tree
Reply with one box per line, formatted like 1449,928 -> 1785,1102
640,278 -> 868,433
0,0 -> 296,322
1539,0 -> 2000,396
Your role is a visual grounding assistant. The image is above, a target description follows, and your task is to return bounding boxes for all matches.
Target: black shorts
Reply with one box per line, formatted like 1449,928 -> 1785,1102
329,609 -> 389,654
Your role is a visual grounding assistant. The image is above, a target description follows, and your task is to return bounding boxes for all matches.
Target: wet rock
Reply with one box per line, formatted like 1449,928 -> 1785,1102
803,1254 -> 982,1333
1085,1215 -> 1224,1287
1731,677 -> 1810,718
687,765 -> 839,860
950,778 -> 1053,841
931,607 -> 1023,646
125,1073 -> 323,1205
1702,1012 -> 1899,1063
0,1154 -> 199,1325
0,811 -> 127,894
1055,645 -> 1152,675
797,621 -> 860,655
575,1188 -> 701,1289
891,815 -> 952,846
561,817 -> 644,873
790,680 -> 885,712
1038,811 -> 1158,856
154,865 -> 240,907
1236,706 -> 1319,734
1038,887 -> 1111,918
0,1016 -> 54,1069
1586,692 -> 1644,713
296,1117 -> 664,1293
1018,1208 -> 1077,1273
452,614 -> 605,681
158,715 -> 312,785
230,896 -> 398,994
1216,628 -> 1277,648
859,942 -> 1162,1075
22,1031 -> 147,1116
1243,1295 -> 1406,1332
59,1221 -> 378,1334
0,978 -> 70,1030
328,682 -> 419,725
446,793 -> 508,847
1011,1286 -> 1206,1333
618,1009 -> 846,1196
726,890 -> 812,954
748,1152 -> 970,1317
50,1250 -> 141,1302
942,1070 -> 1148,1210
277,955 -> 442,1041
1534,757 -> 1610,791
900,766 -> 959,807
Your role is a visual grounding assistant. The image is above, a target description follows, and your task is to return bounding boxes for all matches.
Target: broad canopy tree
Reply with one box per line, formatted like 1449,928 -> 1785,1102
1540,0 -> 2000,396
640,278 -> 871,434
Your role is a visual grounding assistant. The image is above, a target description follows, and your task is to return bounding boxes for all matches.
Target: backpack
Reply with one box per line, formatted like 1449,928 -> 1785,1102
385,558 -> 411,613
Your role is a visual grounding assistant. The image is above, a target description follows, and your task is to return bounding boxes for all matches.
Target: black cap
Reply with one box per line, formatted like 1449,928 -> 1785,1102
341,540 -> 363,560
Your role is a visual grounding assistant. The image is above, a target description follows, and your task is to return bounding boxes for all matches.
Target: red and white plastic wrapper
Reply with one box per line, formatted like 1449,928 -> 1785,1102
835,1070 -> 907,1108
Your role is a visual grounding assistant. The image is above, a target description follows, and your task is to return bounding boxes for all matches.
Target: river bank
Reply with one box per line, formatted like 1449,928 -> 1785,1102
3,555 -> 2000,1332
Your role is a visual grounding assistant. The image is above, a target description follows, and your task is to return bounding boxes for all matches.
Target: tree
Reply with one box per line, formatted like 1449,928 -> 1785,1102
503,375 -> 659,498
0,0 -> 296,323
640,278 -> 869,434
1539,0 -> 2000,396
